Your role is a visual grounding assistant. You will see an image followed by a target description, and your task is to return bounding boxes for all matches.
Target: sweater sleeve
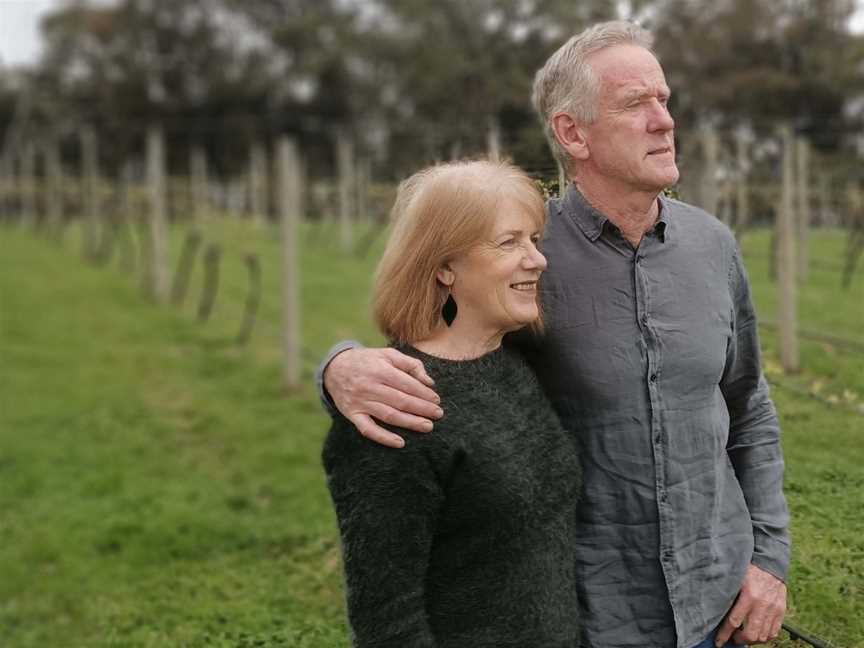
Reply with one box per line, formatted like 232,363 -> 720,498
322,415 -> 449,648
721,244 -> 791,581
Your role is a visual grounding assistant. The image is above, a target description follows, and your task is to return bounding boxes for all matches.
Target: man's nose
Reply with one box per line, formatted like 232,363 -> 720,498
650,101 -> 675,132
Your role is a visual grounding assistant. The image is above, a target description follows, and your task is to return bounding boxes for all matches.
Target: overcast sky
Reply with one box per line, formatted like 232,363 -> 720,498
2,0 -> 864,68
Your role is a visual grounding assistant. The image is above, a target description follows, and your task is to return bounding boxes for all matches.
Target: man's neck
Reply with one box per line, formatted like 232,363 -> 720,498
575,178 -> 662,248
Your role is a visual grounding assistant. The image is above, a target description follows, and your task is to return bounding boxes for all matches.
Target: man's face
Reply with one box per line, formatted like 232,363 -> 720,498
580,44 -> 678,193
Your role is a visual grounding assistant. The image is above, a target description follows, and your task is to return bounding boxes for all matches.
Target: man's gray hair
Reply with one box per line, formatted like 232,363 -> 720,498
531,21 -> 654,172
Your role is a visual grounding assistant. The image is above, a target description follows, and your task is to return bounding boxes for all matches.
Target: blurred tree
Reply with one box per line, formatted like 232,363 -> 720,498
230,0 -> 622,175
3,0 -> 862,183
30,0 -> 279,174
650,0 -> 864,150
361,0 -> 620,173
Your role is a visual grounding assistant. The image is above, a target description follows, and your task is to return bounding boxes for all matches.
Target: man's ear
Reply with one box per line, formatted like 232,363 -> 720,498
551,112 -> 589,162
436,265 -> 455,287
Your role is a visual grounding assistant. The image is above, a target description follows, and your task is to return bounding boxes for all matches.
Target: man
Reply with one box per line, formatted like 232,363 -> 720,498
318,21 -> 790,648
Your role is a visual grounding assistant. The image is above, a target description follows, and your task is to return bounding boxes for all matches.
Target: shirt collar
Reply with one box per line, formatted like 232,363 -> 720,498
561,185 -> 671,243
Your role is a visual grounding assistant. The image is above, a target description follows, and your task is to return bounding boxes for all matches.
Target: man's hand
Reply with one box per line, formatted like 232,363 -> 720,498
323,347 -> 443,448
715,564 -> 786,646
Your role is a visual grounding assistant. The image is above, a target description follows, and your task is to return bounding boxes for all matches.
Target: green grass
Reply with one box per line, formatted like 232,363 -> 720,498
0,221 -> 862,647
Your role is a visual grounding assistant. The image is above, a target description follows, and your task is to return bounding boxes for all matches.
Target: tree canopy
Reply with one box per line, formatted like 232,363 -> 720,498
1,0 -> 862,176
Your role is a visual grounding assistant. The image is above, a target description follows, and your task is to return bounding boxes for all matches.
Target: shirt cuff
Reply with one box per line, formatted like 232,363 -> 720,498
751,529 -> 791,583
315,340 -> 363,417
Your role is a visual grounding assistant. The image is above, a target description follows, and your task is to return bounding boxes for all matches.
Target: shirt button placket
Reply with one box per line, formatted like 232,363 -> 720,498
637,246 -> 676,615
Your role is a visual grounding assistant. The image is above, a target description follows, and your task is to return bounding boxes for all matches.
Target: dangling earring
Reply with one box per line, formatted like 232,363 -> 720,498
442,290 -> 457,326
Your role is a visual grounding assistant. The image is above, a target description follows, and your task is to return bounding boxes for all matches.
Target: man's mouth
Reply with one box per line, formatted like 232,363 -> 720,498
648,146 -> 673,156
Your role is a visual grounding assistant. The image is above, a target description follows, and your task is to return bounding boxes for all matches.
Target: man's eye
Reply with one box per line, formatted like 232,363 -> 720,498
499,239 -> 517,248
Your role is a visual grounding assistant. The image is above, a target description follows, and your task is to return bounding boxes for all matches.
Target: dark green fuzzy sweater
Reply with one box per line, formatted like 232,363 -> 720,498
322,345 -> 582,648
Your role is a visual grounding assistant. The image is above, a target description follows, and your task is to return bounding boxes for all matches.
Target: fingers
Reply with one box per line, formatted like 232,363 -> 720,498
373,383 -> 442,423
324,346 -> 443,446
715,607 -> 744,647
386,348 -> 436,388
764,584 -> 787,643
768,612 -> 783,642
383,350 -> 441,409
367,396 -> 435,433
351,413 -> 406,449
740,596 -> 769,644
720,565 -> 787,646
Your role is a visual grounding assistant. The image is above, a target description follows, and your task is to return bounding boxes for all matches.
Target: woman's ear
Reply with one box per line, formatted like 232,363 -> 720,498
436,265 -> 455,287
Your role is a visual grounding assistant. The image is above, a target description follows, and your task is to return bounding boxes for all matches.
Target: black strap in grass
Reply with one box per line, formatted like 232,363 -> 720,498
783,622 -> 834,648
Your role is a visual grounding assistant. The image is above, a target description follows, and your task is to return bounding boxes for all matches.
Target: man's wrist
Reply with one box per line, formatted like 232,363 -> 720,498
316,340 -> 363,416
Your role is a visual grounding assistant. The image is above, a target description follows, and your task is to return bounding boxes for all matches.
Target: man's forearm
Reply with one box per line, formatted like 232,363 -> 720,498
723,246 -> 791,580
315,340 -> 362,416
726,377 -> 790,581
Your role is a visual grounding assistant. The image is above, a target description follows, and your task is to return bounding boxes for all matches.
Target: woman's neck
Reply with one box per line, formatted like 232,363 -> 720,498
413,321 -> 505,361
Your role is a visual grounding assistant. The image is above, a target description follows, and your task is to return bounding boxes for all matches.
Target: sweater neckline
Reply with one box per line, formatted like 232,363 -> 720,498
397,343 -> 506,370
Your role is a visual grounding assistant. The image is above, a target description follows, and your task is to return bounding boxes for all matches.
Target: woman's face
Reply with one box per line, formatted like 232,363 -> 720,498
446,198 -> 547,335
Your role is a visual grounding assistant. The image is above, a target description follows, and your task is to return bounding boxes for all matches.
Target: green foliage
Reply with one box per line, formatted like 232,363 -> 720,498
0,222 -> 862,647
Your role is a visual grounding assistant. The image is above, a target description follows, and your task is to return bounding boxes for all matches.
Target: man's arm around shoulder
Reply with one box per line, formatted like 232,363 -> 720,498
316,341 -> 443,448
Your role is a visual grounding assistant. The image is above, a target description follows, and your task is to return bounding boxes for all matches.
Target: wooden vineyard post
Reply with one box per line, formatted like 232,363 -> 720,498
356,156 -> 370,224
796,137 -> 811,281
118,161 -> 138,274
45,140 -> 63,240
0,153 -> 11,224
278,136 -> 302,390
146,125 -> 170,301
80,128 -> 100,259
20,142 -> 36,230
190,146 -> 209,223
818,172 -> 832,226
734,129 -> 749,237
486,115 -> 501,162
337,131 -> 355,252
197,243 -> 221,322
249,142 -> 268,227
171,229 -> 203,307
777,125 -> 799,372
700,125 -> 719,218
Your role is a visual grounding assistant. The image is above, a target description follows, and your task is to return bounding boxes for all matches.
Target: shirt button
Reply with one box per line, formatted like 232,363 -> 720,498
641,314 -> 648,325
663,549 -> 674,561
635,255 -> 644,264
650,373 -> 658,383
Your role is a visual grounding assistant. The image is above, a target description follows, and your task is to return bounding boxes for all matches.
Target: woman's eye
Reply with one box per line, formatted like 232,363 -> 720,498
498,239 -> 517,248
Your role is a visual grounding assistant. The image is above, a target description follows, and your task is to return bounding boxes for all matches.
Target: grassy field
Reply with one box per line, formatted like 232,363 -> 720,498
1,219 -> 862,647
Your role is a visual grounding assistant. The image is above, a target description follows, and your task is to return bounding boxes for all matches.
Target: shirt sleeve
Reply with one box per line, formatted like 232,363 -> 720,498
322,416 -> 449,647
315,340 -> 363,417
720,244 -> 791,582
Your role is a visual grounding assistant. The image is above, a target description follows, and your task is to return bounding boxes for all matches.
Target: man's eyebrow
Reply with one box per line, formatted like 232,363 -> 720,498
621,86 -> 671,102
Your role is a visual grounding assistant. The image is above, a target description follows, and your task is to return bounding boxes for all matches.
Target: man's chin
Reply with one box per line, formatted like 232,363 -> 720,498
655,168 -> 680,190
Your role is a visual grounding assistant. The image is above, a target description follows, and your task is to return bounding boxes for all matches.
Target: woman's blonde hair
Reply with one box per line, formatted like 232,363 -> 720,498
373,159 -> 546,344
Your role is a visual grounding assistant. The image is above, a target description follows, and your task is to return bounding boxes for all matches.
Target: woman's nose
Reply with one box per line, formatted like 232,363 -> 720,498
524,244 -> 547,271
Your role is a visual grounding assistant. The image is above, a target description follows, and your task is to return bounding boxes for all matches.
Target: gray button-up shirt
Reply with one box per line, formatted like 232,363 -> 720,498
514,187 -> 790,648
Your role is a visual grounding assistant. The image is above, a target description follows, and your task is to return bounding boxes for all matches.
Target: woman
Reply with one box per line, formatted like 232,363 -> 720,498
322,160 -> 581,647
